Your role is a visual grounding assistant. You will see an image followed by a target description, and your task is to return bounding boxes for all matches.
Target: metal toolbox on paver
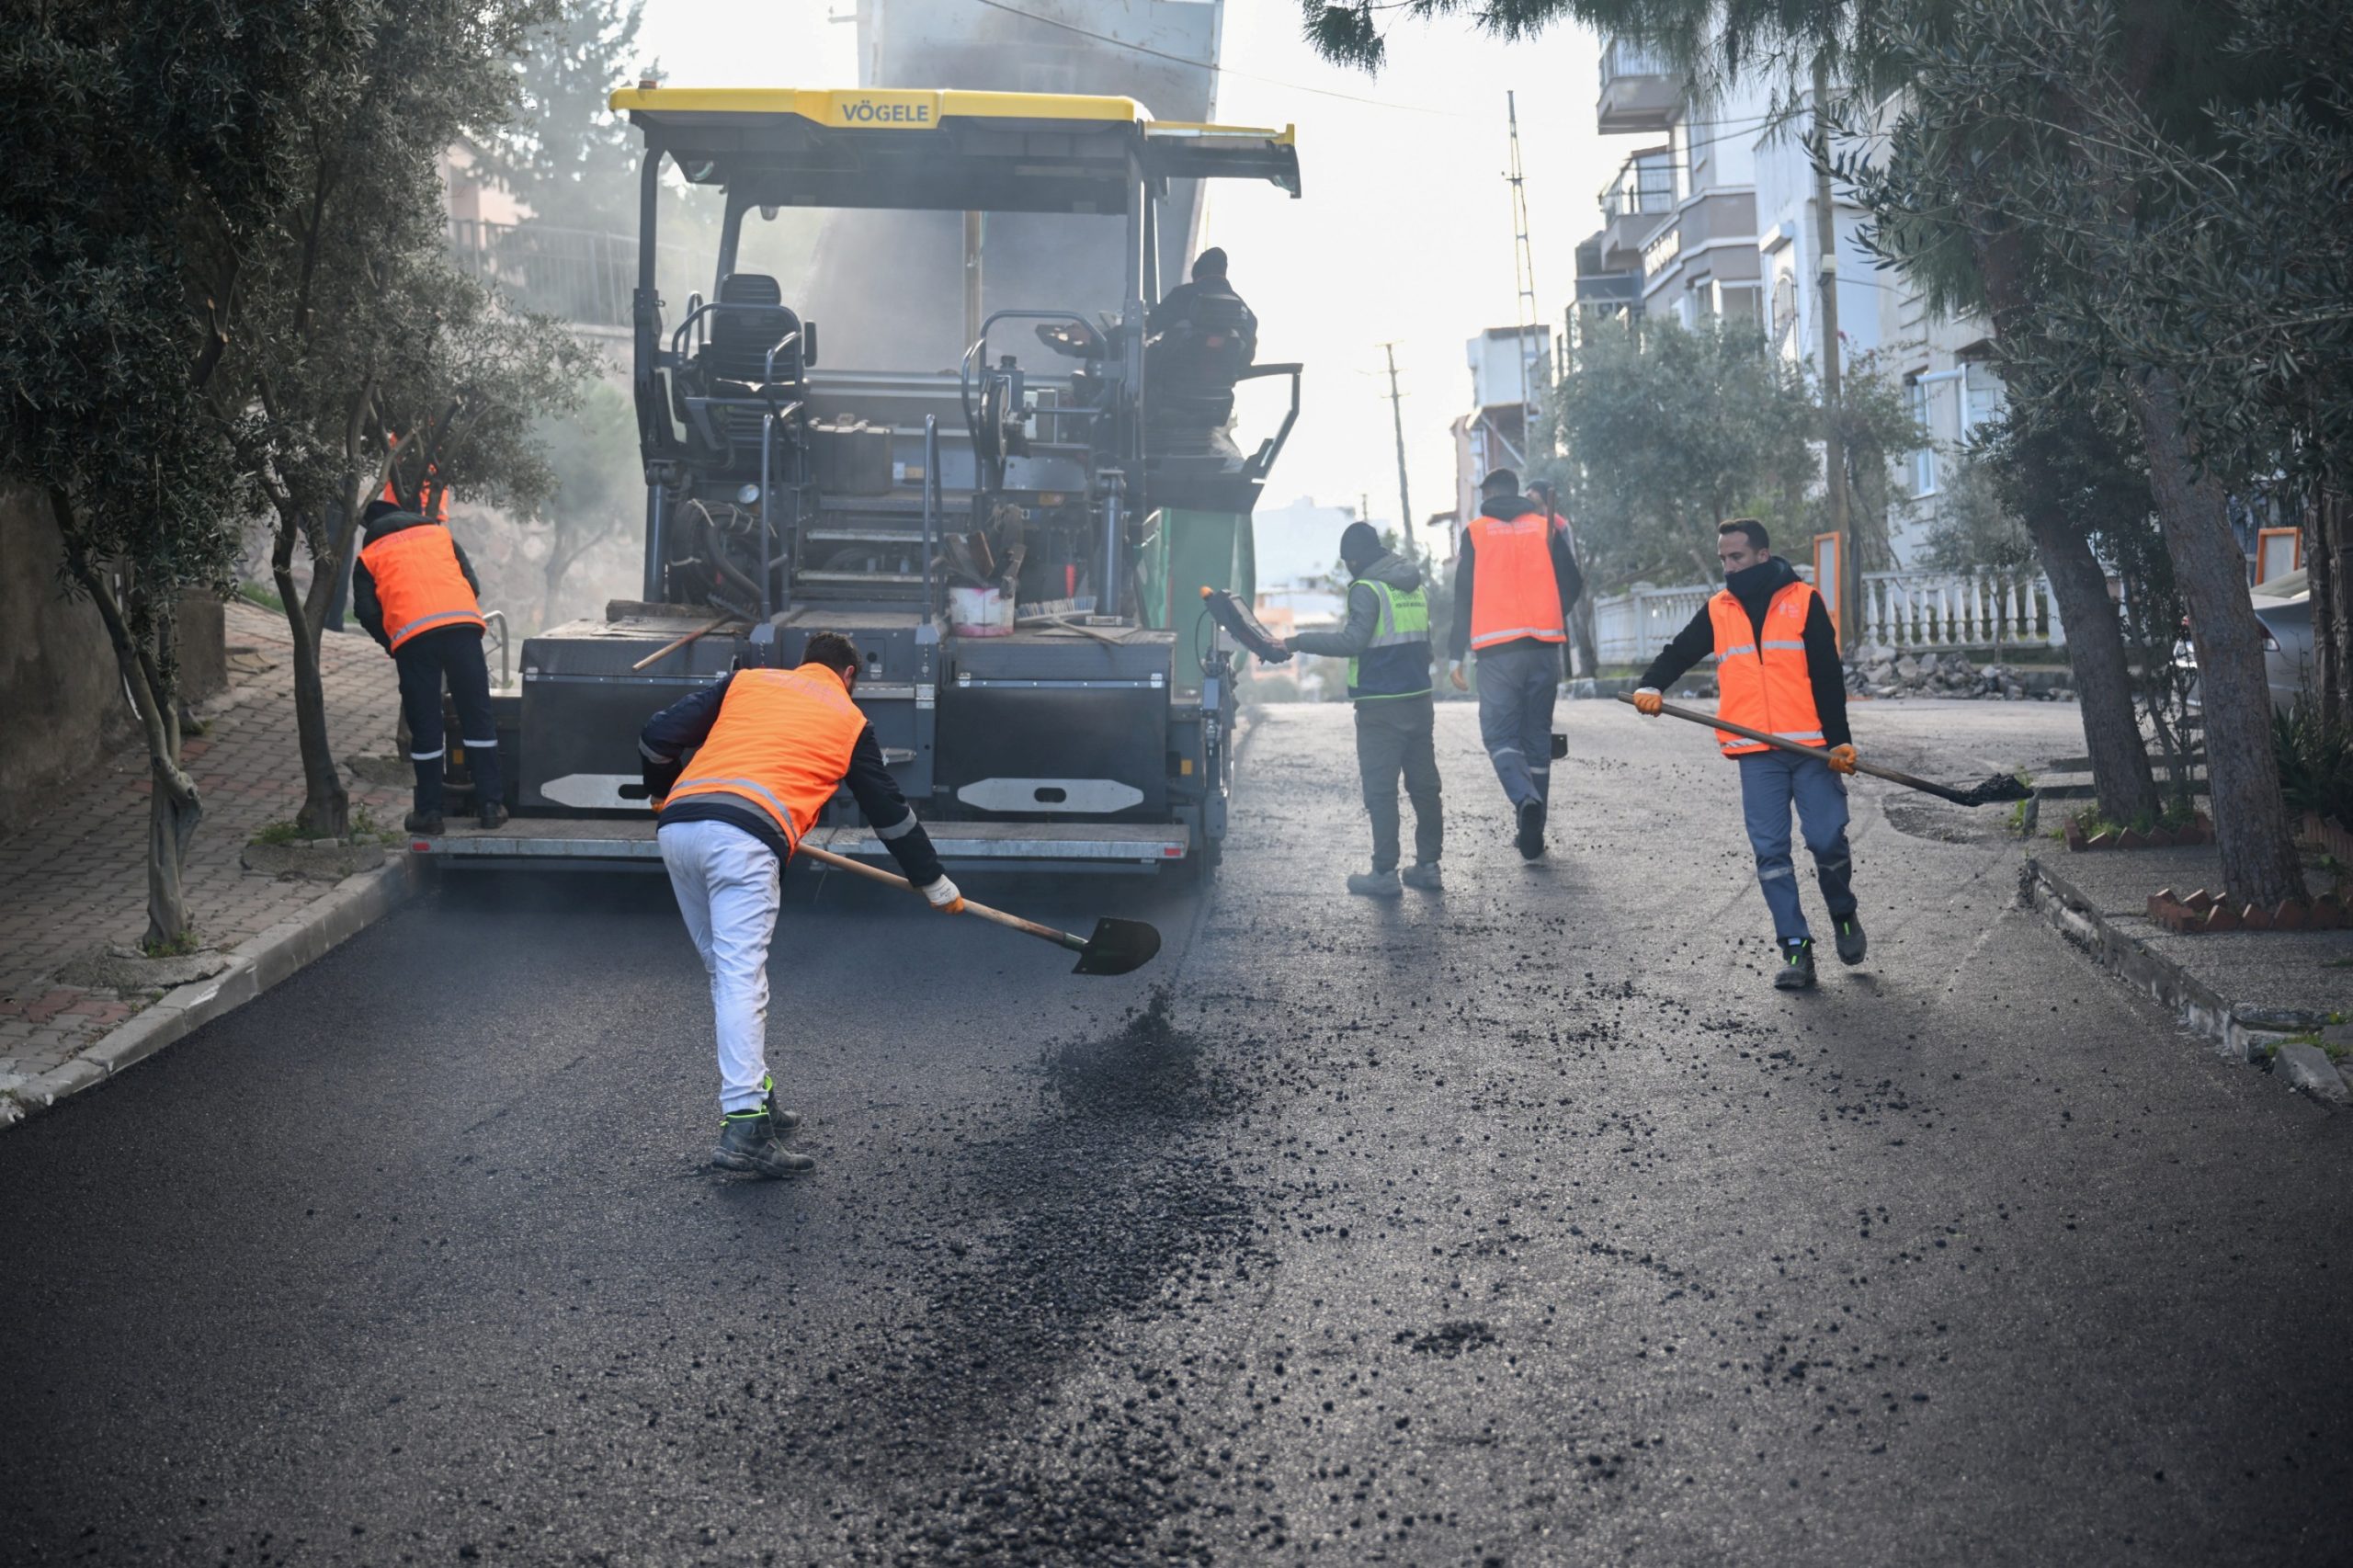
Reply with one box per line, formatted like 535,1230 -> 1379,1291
936,632 -> 1173,819
518,618 -> 733,813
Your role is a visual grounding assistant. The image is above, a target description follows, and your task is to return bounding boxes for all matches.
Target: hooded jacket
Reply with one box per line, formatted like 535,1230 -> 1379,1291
1285,551 -> 1425,663
1637,554 -> 1850,749
352,506 -> 482,653
1446,494 -> 1585,660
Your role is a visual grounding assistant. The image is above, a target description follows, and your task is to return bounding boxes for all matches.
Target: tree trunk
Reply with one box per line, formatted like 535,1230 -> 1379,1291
2013,469 -> 2160,824
2309,488 -> 2349,726
2129,371 -> 2307,905
145,756 -> 201,949
274,511 -> 349,837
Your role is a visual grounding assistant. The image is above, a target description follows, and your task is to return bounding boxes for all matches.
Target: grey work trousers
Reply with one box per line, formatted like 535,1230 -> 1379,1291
1354,693 -> 1442,873
1473,639 -> 1562,809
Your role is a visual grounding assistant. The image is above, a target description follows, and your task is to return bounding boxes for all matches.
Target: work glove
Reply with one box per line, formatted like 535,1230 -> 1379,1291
1449,659 -> 1469,692
1632,687 -> 1664,717
919,875 -> 965,915
1827,744 -> 1859,776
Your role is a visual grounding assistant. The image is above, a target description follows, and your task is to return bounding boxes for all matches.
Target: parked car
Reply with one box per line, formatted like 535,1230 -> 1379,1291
2177,568 -> 2315,715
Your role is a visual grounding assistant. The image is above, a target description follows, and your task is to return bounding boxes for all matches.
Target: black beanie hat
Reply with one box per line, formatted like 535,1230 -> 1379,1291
1192,246 -> 1228,280
361,497 -> 405,526
1339,520 -> 1383,567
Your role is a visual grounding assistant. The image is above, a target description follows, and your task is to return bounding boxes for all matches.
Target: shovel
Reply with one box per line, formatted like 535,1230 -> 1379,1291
1618,693 -> 2032,808
796,842 -> 1162,976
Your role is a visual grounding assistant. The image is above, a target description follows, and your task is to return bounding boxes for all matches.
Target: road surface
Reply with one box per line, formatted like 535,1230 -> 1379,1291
5,699 -> 2349,1566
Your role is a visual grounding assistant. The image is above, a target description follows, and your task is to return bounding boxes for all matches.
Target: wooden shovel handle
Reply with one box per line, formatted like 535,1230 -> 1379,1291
1617,692 -> 1958,798
794,842 -> 1086,952
631,613 -> 736,671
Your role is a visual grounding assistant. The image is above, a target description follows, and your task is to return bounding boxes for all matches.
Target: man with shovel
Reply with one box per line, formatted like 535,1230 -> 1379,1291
640,631 -> 961,1178
1631,518 -> 1865,991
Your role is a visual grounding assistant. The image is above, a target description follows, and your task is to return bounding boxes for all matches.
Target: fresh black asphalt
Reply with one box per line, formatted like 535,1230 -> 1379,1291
4,701 -> 2349,1565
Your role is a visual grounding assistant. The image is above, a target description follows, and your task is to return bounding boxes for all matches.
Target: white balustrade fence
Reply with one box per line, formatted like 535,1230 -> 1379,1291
1859,571 -> 2063,651
1591,569 -> 2065,668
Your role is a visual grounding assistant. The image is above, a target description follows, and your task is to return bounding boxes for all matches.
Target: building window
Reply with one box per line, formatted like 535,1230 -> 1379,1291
1961,361 -> 2006,439
1907,376 -> 1938,496
1721,281 -> 1764,327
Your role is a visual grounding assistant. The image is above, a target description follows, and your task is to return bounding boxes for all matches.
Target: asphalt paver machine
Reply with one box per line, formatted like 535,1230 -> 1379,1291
426,87 -> 1301,874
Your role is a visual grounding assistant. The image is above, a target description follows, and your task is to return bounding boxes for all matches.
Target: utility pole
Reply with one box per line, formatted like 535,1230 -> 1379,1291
1505,91 -> 1545,461
1378,341 -> 1415,557
1811,55 -> 1854,638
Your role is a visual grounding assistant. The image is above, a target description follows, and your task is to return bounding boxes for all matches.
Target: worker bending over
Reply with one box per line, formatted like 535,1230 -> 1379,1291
641,631 -> 961,1178
1449,468 -> 1583,859
354,497 -> 504,835
1276,520 -> 1442,897
1632,519 -> 1865,991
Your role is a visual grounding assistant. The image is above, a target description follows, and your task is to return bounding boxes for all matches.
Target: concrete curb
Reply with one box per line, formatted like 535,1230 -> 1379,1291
0,858 -> 422,1130
2020,854 -> 2345,1097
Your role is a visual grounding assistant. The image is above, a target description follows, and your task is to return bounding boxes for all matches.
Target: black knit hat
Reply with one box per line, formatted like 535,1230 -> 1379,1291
1192,246 -> 1229,280
1339,520 -> 1383,567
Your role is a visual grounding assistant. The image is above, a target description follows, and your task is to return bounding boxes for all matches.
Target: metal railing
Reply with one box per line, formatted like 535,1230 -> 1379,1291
1599,37 -> 1672,85
447,219 -> 688,329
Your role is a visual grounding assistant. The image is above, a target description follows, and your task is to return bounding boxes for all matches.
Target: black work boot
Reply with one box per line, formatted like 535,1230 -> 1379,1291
1516,800 -> 1546,860
1773,938 -> 1818,991
404,811 -> 445,836
713,1109 -> 813,1178
477,801 -> 510,830
1833,915 -> 1868,965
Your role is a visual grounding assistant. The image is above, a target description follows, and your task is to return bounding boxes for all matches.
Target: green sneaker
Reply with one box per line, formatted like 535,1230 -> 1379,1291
713,1109 -> 813,1178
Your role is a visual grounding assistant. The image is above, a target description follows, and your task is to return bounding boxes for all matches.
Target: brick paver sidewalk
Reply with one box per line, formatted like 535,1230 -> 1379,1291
0,603 -> 407,1101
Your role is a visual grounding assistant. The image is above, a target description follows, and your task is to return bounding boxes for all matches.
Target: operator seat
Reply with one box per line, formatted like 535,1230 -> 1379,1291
704,272 -> 806,474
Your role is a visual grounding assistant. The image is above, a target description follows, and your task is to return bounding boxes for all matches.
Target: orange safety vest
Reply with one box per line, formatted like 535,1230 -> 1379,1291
358,525 -> 484,651
1464,510 -> 1565,651
1709,578 -> 1828,756
664,665 -> 868,850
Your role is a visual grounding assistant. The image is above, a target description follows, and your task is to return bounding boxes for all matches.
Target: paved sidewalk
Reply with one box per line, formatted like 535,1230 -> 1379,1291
0,603 -> 406,1104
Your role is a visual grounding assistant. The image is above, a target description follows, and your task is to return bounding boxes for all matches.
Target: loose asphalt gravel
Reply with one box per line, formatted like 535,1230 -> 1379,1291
4,699 -> 2350,1567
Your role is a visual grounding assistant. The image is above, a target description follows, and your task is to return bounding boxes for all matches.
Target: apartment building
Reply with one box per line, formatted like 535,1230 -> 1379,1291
1573,40 -> 2007,565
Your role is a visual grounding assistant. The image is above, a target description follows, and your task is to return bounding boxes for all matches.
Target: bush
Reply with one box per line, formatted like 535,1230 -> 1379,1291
2274,703 -> 2353,826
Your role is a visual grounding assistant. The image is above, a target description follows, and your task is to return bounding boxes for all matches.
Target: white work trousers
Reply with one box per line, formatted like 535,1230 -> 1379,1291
658,818 -> 782,1114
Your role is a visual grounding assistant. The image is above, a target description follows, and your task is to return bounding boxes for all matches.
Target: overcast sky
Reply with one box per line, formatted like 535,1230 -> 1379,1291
637,0 -> 1637,534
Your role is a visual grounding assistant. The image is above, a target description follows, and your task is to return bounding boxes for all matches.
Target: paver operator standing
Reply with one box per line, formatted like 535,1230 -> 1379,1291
1276,520 -> 1443,898
640,631 -> 963,1178
353,497 -> 504,835
1448,468 -> 1583,860
1631,518 -> 1866,991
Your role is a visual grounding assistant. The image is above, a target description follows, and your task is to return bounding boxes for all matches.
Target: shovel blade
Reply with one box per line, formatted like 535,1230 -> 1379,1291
1951,773 -> 2034,807
1072,916 -> 1161,976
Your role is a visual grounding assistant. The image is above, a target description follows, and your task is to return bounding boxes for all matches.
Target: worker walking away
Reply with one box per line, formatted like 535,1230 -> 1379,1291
639,631 -> 962,1178
354,496 -> 504,835
1275,520 -> 1442,897
1448,468 -> 1583,860
1631,518 -> 1865,991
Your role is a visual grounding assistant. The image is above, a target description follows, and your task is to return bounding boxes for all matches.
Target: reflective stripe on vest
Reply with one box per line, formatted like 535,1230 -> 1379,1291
1347,578 -> 1432,701
1708,579 -> 1828,756
1464,511 -> 1565,650
358,526 -> 483,652
665,665 -> 869,847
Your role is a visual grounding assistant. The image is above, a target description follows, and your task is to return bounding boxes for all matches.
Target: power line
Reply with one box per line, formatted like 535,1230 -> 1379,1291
962,0 -> 1472,119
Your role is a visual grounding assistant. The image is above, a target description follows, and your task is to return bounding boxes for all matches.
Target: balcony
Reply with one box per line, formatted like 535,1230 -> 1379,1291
1597,147 -> 1675,270
1597,37 -> 1678,133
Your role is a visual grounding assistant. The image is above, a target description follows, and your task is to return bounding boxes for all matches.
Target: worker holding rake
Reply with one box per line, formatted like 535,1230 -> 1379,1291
1632,518 -> 1866,991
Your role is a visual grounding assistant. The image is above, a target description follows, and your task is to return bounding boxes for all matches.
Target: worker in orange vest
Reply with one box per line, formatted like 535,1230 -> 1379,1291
639,631 -> 962,1179
1447,468 -> 1583,859
354,496 -> 503,835
1632,518 -> 1865,991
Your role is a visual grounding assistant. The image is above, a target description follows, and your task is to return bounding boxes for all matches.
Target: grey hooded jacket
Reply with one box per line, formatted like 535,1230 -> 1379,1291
1286,551 -> 1426,660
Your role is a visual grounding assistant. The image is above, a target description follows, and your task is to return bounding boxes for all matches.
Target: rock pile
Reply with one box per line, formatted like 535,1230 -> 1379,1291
1844,643 -> 2072,702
